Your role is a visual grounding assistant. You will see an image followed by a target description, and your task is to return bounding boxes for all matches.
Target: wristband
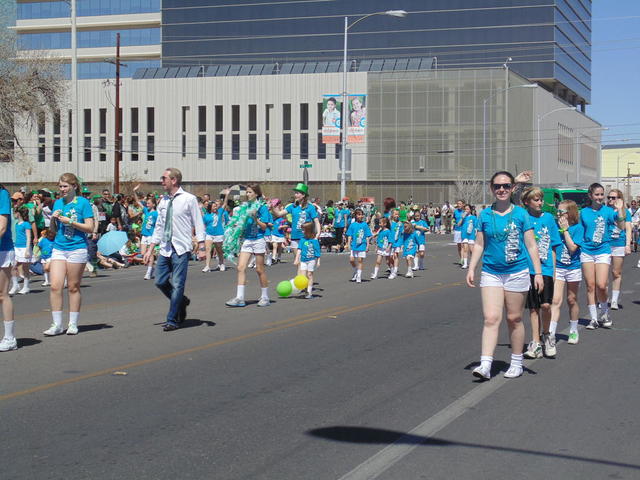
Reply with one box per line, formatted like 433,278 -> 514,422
558,228 -> 566,233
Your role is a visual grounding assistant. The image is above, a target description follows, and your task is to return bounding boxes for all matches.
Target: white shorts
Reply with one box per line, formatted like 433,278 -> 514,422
393,246 -> 402,254
462,239 -> 475,245
555,267 -> 582,283
580,252 -> 611,265
479,268 -> 530,292
206,234 -> 224,243
272,236 -> 285,244
51,248 -> 89,264
453,231 -> 462,243
418,244 -> 426,251
41,258 -> 51,265
141,235 -> 153,245
300,259 -> 317,272
263,235 -> 272,243
290,240 -> 300,249
0,250 -> 14,268
350,251 -> 367,259
14,247 -> 32,263
376,249 -> 391,257
240,238 -> 267,254
611,246 -> 626,257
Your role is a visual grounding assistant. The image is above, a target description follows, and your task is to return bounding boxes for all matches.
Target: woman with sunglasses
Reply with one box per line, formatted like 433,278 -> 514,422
467,171 -> 543,380
580,183 -> 626,330
606,189 -> 632,310
550,200 -> 583,347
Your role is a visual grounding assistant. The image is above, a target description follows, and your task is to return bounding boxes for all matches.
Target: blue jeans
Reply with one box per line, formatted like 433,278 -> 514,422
154,250 -> 190,325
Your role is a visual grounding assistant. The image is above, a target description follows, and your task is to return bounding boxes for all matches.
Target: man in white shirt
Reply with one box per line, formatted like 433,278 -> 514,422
144,168 -> 206,331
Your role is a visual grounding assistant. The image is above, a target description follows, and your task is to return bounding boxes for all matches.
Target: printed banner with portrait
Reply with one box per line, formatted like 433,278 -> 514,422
321,95 -> 342,144
347,94 -> 367,143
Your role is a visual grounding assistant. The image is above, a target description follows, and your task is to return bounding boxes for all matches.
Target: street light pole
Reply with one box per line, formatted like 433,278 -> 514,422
617,151 -> 640,190
536,106 -> 576,183
340,10 -> 407,200
627,162 -> 635,201
482,83 -> 537,204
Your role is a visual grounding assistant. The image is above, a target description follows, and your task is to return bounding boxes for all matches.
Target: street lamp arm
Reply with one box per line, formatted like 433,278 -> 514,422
347,10 -> 408,30
537,106 -> 576,121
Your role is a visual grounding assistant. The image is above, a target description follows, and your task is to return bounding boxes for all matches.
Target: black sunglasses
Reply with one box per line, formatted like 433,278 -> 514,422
492,183 -> 512,191
607,196 -> 618,200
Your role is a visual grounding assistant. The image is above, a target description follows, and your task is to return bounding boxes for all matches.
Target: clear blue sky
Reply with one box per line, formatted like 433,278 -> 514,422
590,0 -> 640,146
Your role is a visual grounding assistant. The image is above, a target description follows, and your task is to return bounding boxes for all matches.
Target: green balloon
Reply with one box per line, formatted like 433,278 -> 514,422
276,280 -> 293,297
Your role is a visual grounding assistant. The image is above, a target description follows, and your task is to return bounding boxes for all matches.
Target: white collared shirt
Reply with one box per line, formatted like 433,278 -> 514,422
151,187 -> 205,257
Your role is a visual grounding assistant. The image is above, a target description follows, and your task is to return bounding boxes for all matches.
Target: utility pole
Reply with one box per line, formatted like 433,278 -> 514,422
105,34 -> 126,193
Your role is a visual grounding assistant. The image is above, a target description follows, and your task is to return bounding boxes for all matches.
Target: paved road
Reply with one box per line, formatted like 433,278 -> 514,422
2,237 -> 639,479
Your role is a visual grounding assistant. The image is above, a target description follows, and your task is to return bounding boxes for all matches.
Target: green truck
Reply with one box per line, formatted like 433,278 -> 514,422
541,187 -> 590,216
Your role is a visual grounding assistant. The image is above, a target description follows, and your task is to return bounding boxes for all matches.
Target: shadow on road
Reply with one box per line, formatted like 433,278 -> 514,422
306,426 -> 640,470
463,360 -> 537,379
78,323 -> 113,332
180,318 -> 216,328
17,338 -> 42,348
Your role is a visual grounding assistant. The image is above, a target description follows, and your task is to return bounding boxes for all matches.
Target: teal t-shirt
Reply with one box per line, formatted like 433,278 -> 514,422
53,196 -> 93,251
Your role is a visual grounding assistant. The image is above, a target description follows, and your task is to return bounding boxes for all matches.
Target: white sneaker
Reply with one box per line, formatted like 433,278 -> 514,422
504,365 -> 523,378
542,333 -> 556,358
66,324 -> 79,335
370,273 -> 377,279
472,365 -> 491,380
143,272 -> 151,280
568,331 -> 579,344
8,284 -> 19,295
350,274 -> 357,282
202,266 -> 210,273
600,310 -> 612,328
41,281 -> 50,287
43,324 -> 64,336
610,300 -> 619,310
405,271 -> 414,278
0,337 -> 18,352
219,264 -> 226,272
586,318 -> 599,330
18,286 -> 30,295
388,272 -> 397,280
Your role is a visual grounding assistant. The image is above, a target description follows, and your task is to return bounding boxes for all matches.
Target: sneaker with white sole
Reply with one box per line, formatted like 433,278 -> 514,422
202,266 -> 210,273
18,286 -> 30,295
219,264 -> 226,272
405,271 -> 414,278
225,297 -> 246,307
586,318 -> 599,330
41,281 -> 50,287
257,297 -> 271,307
370,273 -> 377,279
568,331 -> 579,344
388,273 -> 397,280
472,365 -> 491,380
600,310 -> 612,328
504,365 -> 523,378
542,333 -> 556,358
8,284 -> 19,295
66,324 -> 78,335
43,324 -> 64,336
143,273 -> 151,280
0,337 -> 18,352
524,341 -> 543,359
610,300 -> 619,310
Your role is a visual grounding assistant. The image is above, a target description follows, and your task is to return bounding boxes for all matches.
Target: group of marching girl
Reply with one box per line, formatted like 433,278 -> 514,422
467,171 -> 630,380
1,173 -> 94,351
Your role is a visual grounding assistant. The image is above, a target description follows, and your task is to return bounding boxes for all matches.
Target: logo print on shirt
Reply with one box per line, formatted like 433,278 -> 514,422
297,211 -> 307,231
505,221 -> 520,263
560,244 -> 572,265
64,207 -> 78,240
356,228 -> 365,246
537,225 -> 551,262
592,215 -> 605,244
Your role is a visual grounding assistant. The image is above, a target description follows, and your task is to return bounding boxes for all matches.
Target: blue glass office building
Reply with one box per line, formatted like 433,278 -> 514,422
161,0 -> 591,107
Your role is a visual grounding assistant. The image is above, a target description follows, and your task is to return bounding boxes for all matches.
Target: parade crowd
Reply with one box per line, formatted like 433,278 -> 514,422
1,168 -> 639,384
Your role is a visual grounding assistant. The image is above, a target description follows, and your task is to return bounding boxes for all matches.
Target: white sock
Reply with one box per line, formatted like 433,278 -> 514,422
413,257 -> 419,269
570,320 -> 578,333
69,311 -> 80,328
236,285 -> 245,300
549,320 -> 558,336
612,290 -> 620,303
598,302 -> 609,314
260,287 -> 269,300
462,258 -> 468,268
480,355 -> 493,370
588,304 -> 597,321
11,276 -> 18,288
4,320 -> 15,339
52,311 -> 63,328
23,277 -> 29,288
146,266 -> 153,275
511,353 -> 524,369
307,285 -> 313,294
356,269 -> 362,280
372,266 -> 379,277
44,272 -> 49,283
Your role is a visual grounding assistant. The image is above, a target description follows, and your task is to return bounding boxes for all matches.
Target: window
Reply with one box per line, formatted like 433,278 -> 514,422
317,133 -> 326,159
198,106 -> 206,132
249,105 -> 257,131
68,109 -> 73,162
146,107 -> 155,133
131,136 -> 139,162
181,106 -> 189,158
249,133 -> 257,160
53,110 -> 61,135
131,108 -> 139,133
100,137 -> 107,162
215,105 -> 223,131
38,111 -> 45,136
37,111 -> 46,162
147,107 -> 155,160
265,104 -> 273,160
84,109 -> 91,134
53,110 -> 61,162
99,108 -> 107,134
53,137 -> 60,162
317,103 -> 323,130
283,133 -> 291,160
198,106 -> 206,159
265,133 -> 270,160
147,136 -> 155,161
215,134 -> 223,160
232,134 -> 240,160
131,108 -> 139,161
84,136 -> 91,162
38,143 -> 46,162
300,103 -> 309,130
300,133 -> 309,160
199,135 -> 206,160
283,104 -> 291,130
232,105 -> 240,132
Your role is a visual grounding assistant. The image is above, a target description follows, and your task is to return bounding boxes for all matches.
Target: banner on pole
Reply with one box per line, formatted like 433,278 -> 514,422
347,94 -> 367,143
321,95 -> 342,144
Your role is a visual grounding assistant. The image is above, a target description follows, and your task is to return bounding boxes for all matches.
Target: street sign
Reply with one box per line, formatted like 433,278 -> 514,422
300,164 -> 312,168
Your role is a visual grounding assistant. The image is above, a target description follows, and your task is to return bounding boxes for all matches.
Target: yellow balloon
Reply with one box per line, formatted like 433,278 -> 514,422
293,274 -> 309,290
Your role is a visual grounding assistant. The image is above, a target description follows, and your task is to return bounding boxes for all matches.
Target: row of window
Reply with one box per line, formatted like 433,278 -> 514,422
61,60 -> 161,80
18,0 -> 159,20
18,28 -> 160,51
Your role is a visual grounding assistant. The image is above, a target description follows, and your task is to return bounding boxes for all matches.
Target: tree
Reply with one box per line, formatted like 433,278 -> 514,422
454,178 -> 484,206
0,30 -> 67,162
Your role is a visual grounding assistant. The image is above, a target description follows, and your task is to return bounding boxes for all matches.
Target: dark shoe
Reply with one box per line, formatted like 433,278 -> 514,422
163,322 -> 179,332
178,296 -> 190,323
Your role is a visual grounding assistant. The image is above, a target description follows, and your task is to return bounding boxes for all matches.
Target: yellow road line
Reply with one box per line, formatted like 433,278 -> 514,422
0,281 -> 463,402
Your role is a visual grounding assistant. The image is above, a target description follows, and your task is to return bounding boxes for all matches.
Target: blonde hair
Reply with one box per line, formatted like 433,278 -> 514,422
558,200 -> 579,226
608,188 -> 624,203
164,167 -> 182,184
59,172 -> 80,194
521,186 -> 544,205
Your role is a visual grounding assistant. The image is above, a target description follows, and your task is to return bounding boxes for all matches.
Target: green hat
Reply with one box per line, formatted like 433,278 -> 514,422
81,187 -> 91,194
92,195 -> 101,201
293,183 -> 309,196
